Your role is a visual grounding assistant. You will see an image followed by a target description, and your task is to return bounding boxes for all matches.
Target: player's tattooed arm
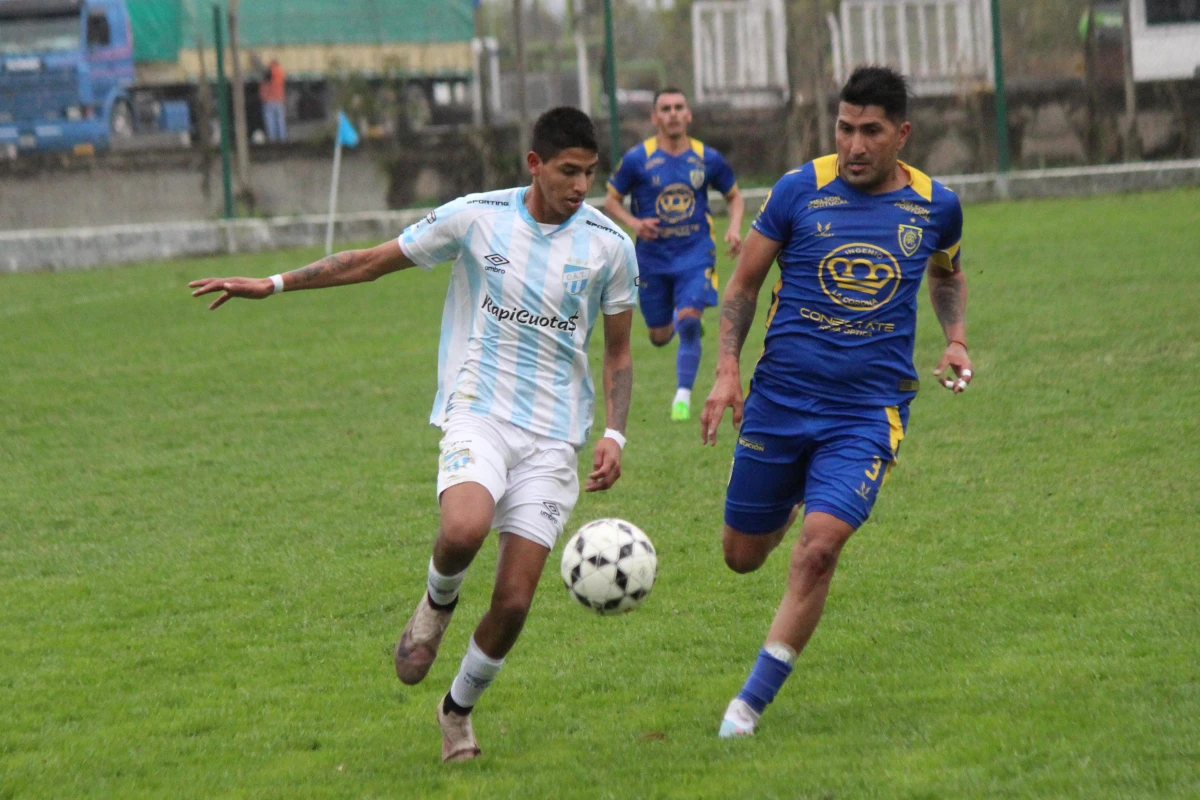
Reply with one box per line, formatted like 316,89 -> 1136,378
715,229 -> 782,370
608,364 -> 632,432
190,240 -> 414,309
718,293 -> 757,363
285,240 -> 416,290
926,260 -> 968,343
602,310 -> 635,433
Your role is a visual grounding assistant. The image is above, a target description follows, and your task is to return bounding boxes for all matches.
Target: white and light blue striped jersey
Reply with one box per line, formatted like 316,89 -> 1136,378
399,186 -> 639,446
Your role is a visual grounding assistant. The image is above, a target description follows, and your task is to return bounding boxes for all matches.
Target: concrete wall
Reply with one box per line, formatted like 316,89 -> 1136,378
0,148 -> 392,231
3,159 -> 1199,274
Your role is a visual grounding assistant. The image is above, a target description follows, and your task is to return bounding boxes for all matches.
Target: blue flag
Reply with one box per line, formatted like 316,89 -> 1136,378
337,111 -> 360,148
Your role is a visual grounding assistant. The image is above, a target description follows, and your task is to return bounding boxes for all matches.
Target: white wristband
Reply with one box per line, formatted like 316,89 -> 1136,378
269,274 -> 285,295
603,428 -> 626,450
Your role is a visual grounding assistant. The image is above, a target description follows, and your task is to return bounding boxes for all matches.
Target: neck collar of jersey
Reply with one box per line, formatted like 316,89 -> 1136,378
645,136 -> 705,159
517,186 -> 584,235
814,154 -> 933,201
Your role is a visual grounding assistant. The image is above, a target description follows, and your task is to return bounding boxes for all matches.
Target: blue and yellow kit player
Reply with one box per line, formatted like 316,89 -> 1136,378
605,88 -> 744,421
700,66 -> 975,738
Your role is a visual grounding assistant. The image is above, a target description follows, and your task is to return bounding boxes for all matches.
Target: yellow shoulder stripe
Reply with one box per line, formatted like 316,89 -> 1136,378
605,182 -> 624,198
643,137 -> 658,157
812,154 -> 839,189
937,241 -> 962,259
899,160 -> 934,201
690,138 -> 705,158
929,241 -> 961,272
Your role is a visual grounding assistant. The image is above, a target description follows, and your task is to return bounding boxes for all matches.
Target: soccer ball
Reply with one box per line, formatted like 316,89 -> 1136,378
560,518 -> 657,615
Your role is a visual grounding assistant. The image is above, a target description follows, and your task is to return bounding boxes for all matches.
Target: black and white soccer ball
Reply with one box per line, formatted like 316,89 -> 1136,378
560,518 -> 657,615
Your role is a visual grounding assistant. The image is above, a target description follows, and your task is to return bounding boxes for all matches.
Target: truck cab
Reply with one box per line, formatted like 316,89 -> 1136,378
0,0 -> 135,155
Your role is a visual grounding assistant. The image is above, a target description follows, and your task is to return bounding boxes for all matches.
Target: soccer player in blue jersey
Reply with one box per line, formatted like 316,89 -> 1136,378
605,88 -> 745,422
699,66 -> 974,737
190,108 -> 639,762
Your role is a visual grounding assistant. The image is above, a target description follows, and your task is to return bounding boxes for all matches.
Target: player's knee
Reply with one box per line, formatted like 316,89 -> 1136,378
438,511 -> 491,554
724,549 -> 766,574
676,315 -> 702,341
649,328 -> 673,347
722,529 -> 769,574
793,538 -> 841,581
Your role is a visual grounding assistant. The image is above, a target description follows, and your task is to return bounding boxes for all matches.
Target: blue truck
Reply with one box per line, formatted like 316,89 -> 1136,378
0,0 -> 477,156
0,0 -> 138,155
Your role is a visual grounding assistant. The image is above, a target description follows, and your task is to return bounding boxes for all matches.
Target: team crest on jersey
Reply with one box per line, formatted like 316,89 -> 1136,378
689,167 -> 706,190
898,224 -> 923,257
562,260 -> 590,295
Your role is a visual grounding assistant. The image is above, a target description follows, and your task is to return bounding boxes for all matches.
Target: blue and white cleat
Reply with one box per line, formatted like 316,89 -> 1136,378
718,698 -> 760,738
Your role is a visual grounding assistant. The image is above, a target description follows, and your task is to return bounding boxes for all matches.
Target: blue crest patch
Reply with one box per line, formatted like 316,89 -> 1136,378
562,263 -> 590,295
441,448 -> 470,473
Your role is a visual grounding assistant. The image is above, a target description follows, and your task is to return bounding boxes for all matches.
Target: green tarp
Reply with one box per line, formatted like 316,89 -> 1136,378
131,0 -> 474,63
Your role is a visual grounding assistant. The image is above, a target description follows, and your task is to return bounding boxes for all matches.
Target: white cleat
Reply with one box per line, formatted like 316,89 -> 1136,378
437,697 -> 482,763
718,697 -> 760,738
394,594 -> 454,685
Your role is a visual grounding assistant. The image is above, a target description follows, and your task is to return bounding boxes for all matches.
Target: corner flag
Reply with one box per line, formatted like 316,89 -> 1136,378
326,111 -> 359,255
337,112 -> 360,148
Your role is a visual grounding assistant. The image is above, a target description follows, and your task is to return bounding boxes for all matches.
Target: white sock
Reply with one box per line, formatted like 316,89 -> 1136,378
765,641 -> 797,666
427,557 -> 466,607
449,636 -> 505,709
723,697 -> 761,730
673,388 -> 692,405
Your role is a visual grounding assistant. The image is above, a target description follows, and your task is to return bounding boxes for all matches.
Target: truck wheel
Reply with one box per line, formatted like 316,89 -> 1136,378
110,100 -> 134,139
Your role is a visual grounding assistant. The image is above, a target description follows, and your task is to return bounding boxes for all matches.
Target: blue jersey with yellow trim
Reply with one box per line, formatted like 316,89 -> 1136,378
607,137 -> 737,276
751,154 -> 963,408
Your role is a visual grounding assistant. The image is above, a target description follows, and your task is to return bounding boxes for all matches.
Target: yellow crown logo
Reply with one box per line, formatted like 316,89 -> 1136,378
818,243 -> 902,310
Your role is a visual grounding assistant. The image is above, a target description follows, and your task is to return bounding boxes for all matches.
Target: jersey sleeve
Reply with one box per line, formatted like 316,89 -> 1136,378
601,236 -> 640,314
398,196 -> 472,270
706,148 -> 737,195
751,169 -> 805,245
929,191 -> 964,271
606,149 -> 640,197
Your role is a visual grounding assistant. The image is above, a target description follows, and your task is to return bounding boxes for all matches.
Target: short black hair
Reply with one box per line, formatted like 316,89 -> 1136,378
531,107 -> 598,161
653,87 -> 687,106
839,65 -> 909,122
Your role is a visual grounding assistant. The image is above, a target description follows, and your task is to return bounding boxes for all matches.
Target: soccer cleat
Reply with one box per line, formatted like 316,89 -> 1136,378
718,697 -> 760,738
671,399 -> 691,422
438,697 -> 482,763
394,594 -> 454,685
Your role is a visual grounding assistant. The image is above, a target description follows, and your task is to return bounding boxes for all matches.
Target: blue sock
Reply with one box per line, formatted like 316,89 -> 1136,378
736,648 -> 794,714
675,315 -> 702,391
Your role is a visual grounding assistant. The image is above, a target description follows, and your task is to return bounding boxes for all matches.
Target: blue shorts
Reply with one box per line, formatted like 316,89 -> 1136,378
637,264 -> 719,329
724,390 -> 909,533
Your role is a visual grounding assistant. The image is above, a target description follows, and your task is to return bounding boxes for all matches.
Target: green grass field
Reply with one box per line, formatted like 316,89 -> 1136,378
2,189 -> 1199,799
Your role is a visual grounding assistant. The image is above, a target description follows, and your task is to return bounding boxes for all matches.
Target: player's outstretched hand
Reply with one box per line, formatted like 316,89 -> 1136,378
189,276 -> 273,310
725,228 -> 743,257
933,342 -> 973,394
586,437 -> 622,492
633,218 -> 661,240
700,372 -> 743,446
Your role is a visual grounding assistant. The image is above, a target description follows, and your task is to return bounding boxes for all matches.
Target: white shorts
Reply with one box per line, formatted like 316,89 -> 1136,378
436,409 -> 579,550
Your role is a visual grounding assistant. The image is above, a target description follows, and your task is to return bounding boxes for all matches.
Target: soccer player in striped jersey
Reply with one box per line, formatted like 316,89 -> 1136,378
605,88 -> 745,422
189,107 -> 639,763
699,67 -> 974,738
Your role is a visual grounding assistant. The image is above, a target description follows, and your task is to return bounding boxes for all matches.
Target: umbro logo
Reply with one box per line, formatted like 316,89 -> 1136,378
484,253 -> 510,267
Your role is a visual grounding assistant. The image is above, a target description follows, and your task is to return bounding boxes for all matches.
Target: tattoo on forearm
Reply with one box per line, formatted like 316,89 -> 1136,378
719,293 -> 757,359
930,273 -> 965,329
609,364 -> 632,432
287,251 -> 355,289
